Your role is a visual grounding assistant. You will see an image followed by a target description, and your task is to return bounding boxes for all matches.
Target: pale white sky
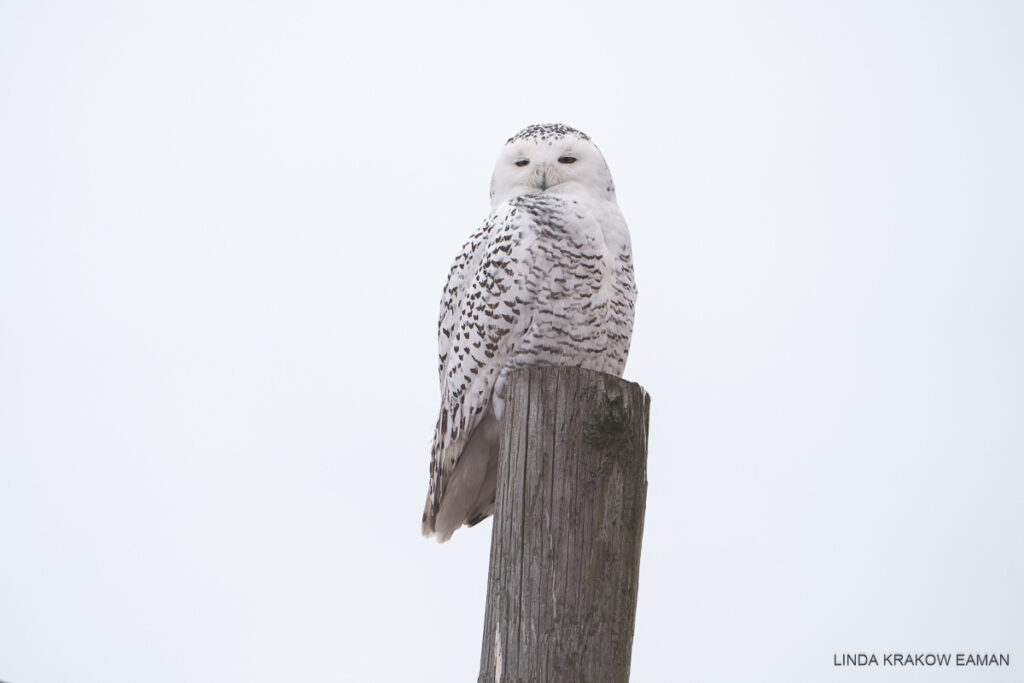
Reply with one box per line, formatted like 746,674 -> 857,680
1,2 -> 1021,682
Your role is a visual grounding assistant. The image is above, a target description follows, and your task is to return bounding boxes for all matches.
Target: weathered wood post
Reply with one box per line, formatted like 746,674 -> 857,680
479,366 -> 651,682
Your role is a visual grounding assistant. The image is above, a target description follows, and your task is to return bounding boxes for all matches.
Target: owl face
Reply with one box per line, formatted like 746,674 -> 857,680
489,124 -> 616,207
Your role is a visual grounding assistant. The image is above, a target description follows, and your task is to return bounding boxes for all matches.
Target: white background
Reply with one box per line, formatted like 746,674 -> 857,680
1,2 -> 1021,681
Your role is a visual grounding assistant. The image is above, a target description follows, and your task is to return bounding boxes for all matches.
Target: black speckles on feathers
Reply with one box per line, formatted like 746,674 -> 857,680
422,125 -> 636,542
506,123 -> 591,145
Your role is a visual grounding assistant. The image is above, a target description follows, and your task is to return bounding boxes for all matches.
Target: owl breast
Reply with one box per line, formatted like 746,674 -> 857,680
489,192 -> 636,419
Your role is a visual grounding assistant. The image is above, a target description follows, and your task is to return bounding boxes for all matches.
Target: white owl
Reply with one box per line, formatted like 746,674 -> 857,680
422,124 -> 637,542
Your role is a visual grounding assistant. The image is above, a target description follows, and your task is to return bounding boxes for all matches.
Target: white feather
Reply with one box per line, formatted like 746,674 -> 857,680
422,124 -> 637,541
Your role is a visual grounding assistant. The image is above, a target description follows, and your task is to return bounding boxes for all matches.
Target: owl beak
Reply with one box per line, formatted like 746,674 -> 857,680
537,170 -> 550,191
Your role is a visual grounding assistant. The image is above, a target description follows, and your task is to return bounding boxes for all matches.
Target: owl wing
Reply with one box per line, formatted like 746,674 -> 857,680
423,202 -> 535,539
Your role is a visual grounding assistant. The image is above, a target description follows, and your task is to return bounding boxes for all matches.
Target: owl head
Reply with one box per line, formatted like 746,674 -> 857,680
490,124 -> 617,208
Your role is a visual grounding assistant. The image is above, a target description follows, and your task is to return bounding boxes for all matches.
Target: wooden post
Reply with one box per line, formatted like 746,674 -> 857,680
479,366 -> 651,683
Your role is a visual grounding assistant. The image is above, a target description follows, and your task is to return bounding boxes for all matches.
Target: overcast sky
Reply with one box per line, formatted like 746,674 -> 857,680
1,2 -> 1022,682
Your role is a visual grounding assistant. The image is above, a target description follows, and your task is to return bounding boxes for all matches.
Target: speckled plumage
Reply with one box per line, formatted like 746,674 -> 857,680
422,124 -> 637,542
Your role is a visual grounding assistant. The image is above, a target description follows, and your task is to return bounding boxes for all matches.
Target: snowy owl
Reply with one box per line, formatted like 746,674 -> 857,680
421,123 -> 637,542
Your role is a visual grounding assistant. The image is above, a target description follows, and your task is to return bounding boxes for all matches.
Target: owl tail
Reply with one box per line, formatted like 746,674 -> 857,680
422,412 -> 499,543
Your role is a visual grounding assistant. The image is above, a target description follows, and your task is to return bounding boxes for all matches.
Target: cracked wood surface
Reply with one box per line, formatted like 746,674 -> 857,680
479,366 -> 650,683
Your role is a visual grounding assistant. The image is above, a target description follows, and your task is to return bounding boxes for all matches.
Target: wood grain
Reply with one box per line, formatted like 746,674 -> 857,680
479,367 -> 651,683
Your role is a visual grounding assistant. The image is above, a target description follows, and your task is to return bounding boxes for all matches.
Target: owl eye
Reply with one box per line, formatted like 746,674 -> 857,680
558,155 -> 577,164
515,159 -> 529,167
